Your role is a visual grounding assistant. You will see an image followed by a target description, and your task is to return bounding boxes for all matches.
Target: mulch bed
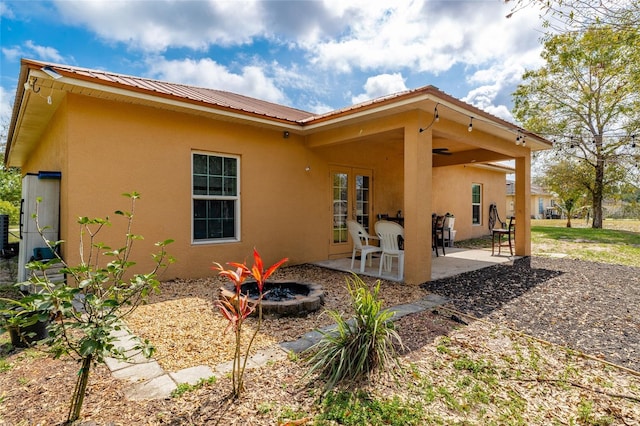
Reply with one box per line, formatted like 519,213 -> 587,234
423,256 -> 640,372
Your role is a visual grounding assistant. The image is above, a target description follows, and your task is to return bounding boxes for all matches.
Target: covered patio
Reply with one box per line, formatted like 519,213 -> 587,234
305,86 -> 552,285
314,247 -> 517,282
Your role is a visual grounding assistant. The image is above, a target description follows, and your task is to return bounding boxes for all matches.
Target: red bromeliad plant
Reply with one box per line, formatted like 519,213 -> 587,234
213,249 -> 288,398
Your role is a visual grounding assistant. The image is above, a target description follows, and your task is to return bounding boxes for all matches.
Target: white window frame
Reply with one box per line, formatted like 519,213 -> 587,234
471,183 -> 482,226
191,151 -> 240,244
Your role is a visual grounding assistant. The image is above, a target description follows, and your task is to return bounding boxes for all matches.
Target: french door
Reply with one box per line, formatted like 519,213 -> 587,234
329,166 -> 374,258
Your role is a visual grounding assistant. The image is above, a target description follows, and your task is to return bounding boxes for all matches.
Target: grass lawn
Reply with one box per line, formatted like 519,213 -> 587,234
531,219 -> 640,267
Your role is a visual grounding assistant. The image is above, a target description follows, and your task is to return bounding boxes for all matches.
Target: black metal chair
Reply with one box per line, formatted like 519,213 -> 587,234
432,214 -> 446,257
492,216 -> 515,256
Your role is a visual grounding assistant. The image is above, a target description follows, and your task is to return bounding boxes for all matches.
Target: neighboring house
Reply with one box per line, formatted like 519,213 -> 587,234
506,180 -> 557,219
5,59 -> 552,284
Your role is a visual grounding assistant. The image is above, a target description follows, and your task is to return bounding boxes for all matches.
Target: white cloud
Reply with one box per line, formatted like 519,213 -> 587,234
352,73 -> 408,104
0,86 -> 13,124
145,57 -> 287,105
3,0 -> 548,117
462,51 -> 545,122
309,0 -> 543,76
306,101 -> 334,115
54,0 -> 266,51
0,2 -> 15,19
2,40 -> 65,63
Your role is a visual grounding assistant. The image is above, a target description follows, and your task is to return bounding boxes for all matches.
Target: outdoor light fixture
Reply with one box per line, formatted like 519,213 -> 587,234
632,135 -> 636,148
468,117 -> 473,132
41,66 -> 62,80
283,131 -> 290,139
434,106 -> 439,122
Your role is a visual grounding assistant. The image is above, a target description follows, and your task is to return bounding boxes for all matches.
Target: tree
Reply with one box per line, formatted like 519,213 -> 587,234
23,193 -> 174,424
536,159 -> 589,227
513,25 -> 640,228
1,117 -> 22,224
505,0 -> 640,33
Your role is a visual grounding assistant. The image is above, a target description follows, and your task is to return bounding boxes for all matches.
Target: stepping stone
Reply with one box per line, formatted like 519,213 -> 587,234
170,365 -> 217,385
124,374 -> 176,400
111,360 -> 165,382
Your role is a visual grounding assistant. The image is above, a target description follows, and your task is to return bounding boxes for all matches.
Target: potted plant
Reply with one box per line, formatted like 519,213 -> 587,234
0,288 -> 51,348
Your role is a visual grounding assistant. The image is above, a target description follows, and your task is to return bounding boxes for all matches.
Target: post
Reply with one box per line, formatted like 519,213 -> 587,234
403,111 -> 432,284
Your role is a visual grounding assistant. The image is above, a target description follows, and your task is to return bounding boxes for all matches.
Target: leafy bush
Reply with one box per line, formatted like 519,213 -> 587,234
305,274 -> 403,390
0,200 -> 19,225
19,192 -> 174,423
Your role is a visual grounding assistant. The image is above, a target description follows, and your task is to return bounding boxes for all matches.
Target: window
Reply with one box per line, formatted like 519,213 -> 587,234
192,152 -> 239,242
471,183 -> 482,225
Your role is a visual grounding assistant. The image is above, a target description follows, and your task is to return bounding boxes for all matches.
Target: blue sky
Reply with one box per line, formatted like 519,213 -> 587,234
1,0 -> 546,127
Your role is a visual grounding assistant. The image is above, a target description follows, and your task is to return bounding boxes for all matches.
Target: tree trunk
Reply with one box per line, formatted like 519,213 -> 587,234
592,156 -> 605,229
66,355 -> 92,424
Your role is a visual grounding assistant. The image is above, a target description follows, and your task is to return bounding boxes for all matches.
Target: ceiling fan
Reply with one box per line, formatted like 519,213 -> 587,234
432,148 -> 452,156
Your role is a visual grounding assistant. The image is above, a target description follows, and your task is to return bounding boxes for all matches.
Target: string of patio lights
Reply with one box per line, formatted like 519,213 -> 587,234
419,103 -> 531,146
548,133 -> 639,169
419,103 -> 639,168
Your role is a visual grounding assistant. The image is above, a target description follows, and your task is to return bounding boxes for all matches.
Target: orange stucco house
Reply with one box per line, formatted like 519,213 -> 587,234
5,59 -> 552,284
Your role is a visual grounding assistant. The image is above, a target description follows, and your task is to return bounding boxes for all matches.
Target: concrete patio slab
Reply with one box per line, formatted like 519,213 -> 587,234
314,248 -> 517,282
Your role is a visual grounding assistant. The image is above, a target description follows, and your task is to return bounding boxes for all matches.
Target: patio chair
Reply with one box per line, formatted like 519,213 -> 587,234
347,220 -> 382,273
492,216 -> 515,256
375,220 -> 404,280
432,214 -> 446,257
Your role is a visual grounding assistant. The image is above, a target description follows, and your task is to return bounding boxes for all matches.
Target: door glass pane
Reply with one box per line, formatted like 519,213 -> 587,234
333,172 -> 348,243
355,175 -> 371,232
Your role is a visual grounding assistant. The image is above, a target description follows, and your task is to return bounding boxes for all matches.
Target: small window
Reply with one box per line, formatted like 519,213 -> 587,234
471,183 -> 482,225
192,152 -> 239,242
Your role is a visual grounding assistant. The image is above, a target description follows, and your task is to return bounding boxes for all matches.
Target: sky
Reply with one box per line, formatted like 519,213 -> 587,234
0,0 -> 547,129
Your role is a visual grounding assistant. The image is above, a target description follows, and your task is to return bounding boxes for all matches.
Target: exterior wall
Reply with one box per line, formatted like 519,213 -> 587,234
55,94 -> 328,279
20,98 -> 70,255
432,165 -> 506,240
507,194 -> 555,219
315,141 -> 506,244
313,138 -> 405,219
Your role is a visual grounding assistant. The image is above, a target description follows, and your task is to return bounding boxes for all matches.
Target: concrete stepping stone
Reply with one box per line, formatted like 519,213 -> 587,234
169,365 -> 217,385
124,374 -> 176,400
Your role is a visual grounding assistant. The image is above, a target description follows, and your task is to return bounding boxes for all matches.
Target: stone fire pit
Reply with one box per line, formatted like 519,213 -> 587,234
219,280 -> 325,317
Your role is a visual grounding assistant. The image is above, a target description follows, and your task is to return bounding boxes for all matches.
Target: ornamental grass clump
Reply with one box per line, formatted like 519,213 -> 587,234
305,274 -> 403,391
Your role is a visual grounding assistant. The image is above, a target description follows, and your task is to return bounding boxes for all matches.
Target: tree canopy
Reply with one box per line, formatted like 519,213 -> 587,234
512,25 -> 640,227
506,0 -> 640,33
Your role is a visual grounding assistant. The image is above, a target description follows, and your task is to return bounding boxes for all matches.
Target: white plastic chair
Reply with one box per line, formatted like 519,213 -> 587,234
375,220 -> 404,280
347,220 -> 382,273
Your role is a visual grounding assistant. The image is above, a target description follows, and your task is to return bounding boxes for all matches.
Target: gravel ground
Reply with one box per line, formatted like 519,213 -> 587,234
423,256 -> 640,372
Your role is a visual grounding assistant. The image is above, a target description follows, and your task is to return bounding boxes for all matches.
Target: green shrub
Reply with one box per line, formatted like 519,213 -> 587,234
0,200 -> 19,225
305,274 -> 403,391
